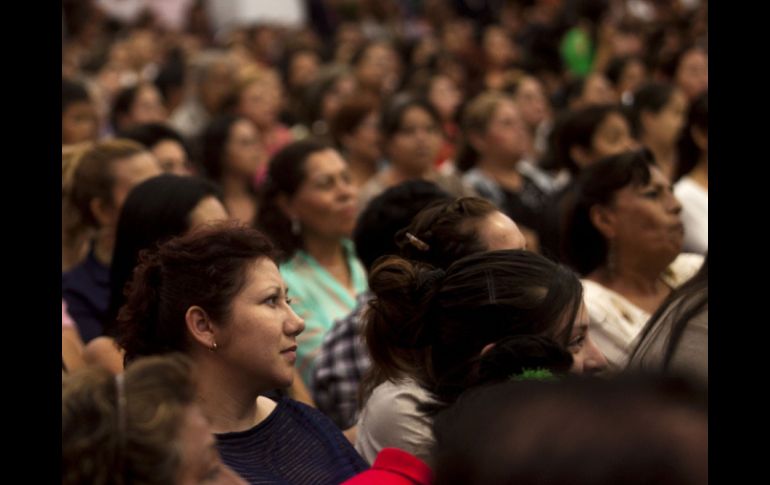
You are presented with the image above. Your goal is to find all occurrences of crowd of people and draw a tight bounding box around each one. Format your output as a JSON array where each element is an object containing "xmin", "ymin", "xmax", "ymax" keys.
[{"xmin": 62, "ymin": 1, "xmax": 708, "ymax": 483}]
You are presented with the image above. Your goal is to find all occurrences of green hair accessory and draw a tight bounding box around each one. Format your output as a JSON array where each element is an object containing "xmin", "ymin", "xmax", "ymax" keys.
[{"xmin": 510, "ymin": 368, "xmax": 558, "ymax": 382}]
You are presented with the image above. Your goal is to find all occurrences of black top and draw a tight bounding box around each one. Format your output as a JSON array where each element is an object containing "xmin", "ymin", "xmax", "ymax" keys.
[{"xmin": 216, "ymin": 398, "xmax": 368, "ymax": 484}]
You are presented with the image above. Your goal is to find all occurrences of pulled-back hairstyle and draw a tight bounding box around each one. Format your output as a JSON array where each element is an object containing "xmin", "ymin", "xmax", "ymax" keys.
[
  {"xmin": 364, "ymin": 249, "xmax": 581, "ymax": 408},
  {"xmin": 561, "ymin": 149, "xmax": 656, "ymax": 275},
  {"xmin": 116, "ymin": 222, "xmax": 278, "ymax": 364},
  {"xmin": 63, "ymin": 353, "xmax": 197, "ymax": 485},
  {"xmin": 395, "ymin": 196, "xmax": 500, "ymax": 269},
  {"xmin": 256, "ymin": 138, "xmax": 332, "ymax": 259},
  {"xmin": 455, "ymin": 91, "xmax": 513, "ymax": 172},
  {"xmin": 353, "ymin": 180, "xmax": 451, "ymax": 272},
  {"xmin": 106, "ymin": 175, "xmax": 224, "ymax": 336},
  {"xmin": 69, "ymin": 139, "xmax": 148, "ymax": 228}
]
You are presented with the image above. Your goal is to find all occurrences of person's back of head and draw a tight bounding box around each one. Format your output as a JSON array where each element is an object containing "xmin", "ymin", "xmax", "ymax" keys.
[
  {"xmin": 62, "ymin": 353, "xmax": 196, "ymax": 485},
  {"xmin": 353, "ymin": 180, "xmax": 451, "ymax": 272},
  {"xmin": 432, "ymin": 375, "xmax": 708, "ymax": 485},
  {"xmin": 107, "ymin": 174, "xmax": 224, "ymax": 335},
  {"xmin": 395, "ymin": 197, "xmax": 505, "ymax": 269},
  {"xmin": 364, "ymin": 249, "xmax": 581, "ymax": 407}
]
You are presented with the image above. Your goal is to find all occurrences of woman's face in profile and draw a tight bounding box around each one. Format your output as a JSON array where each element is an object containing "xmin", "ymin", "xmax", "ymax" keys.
[
  {"xmin": 602, "ymin": 166, "xmax": 683, "ymax": 263},
  {"xmin": 565, "ymin": 302, "xmax": 608, "ymax": 375}
]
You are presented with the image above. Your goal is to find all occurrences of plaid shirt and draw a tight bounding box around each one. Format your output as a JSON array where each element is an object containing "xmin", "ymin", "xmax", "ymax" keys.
[{"xmin": 311, "ymin": 292, "xmax": 373, "ymax": 429}]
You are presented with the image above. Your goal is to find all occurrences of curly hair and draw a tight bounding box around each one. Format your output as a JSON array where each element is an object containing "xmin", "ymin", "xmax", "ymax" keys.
[{"xmin": 116, "ymin": 222, "xmax": 278, "ymax": 363}]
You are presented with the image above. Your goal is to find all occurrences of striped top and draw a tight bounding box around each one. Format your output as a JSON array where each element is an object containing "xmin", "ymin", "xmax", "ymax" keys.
[
  {"xmin": 216, "ymin": 398, "xmax": 369, "ymax": 485},
  {"xmin": 280, "ymin": 240, "xmax": 368, "ymax": 387}
]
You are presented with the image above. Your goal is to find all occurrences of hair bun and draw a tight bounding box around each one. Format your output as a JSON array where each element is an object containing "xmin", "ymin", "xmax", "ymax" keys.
[{"xmin": 477, "ymin": 335, "xmax": 573, "ymax": 384}]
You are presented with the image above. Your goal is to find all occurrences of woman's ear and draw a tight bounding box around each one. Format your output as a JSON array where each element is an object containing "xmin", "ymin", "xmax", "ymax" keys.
[
  {"xmin": 480, "ymin": 342, "xmax": 496, "ymax": 357},
  {"xmin": 570, "ymin": 145, "xmax": 593, "ymax": 170},
  {"xmin": 185, "ymin": 306, "xmax": 217, "ymax": 350},
  {"xmin": 275, "ymin": 193, "xmax": 297, "ymax": 220},
  {"xmin": 639, "ymin": 109, "xmax": 656, "ymax": 135},
  {"xmin": 89, "ymin": 197, "xmax": 117, "ymax": 228},
  {"xmin": 589, "ymin": 204, "xmax": 617, "ymax": 240}
]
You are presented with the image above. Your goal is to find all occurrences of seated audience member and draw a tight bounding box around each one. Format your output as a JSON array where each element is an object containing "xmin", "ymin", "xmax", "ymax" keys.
[
  {"xmin": 561, "ymin": 149, "xmax": 703, "ymax": 370},
  {"xmin": 63, "ymin": 139, "xmax": 161, "ymax": 342},
  {"xmin": 63, "ymin": 353, "xmax": 247, "ymax": 485},
  {"xmin": 83, "ymin": 174, "xmax": 228, "ymax": 374},
  {"xmin": 312, "ymin": 181, "xmax": 451, "ymax": 430},
  {"xmin": 355, "ymin": 249, "xmax": 607, "ymax": 464},
  {"xmin": 258, "ymin": 140, "xmax": 366, "ymax": 389},
  {"xmin": 116, "ymin": 223, "xmax": 368, "ymax": 484}
]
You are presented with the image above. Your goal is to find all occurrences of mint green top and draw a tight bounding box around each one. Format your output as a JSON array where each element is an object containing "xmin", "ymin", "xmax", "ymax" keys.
[{"xmin": 280, "ymin": 240, "xmax": 368, "ymax": 387}]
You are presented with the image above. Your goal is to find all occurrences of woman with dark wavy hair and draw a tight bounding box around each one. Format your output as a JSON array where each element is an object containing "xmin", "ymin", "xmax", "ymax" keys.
[
  {"xmin": 561, "ymin": 149, "xmax": 703, "ymax": 371},
  {"xmin": 355, "ymin": 249, "xmax": 606, "ymax": 465},
  {"xmin": 115, "ymin": 223, "xmax": 368, "ymax": 484}
]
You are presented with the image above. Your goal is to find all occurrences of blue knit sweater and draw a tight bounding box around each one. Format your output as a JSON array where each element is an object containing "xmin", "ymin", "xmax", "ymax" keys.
[{"xmin": 216, "ymin": 398, "xmax": 368, "ymax": 484}]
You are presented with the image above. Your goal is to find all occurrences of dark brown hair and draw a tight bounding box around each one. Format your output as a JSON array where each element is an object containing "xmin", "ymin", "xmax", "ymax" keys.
[
  {"xmin": 116, "ymin": 222, "xmax": 278, "ymax": 363},
  {"xmin": 395, "ymin": 197, "xmax": 499, "ymax": 269},
  {"xmin": 363, "ymin": 249, "xmax": 581, "ymax": 407}
]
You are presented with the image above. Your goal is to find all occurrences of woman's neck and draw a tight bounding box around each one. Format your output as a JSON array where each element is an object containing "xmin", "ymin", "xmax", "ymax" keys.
[
  {"xmin": 195, "ymin": 358, "xmax": 266, "ymax": 433},
  {"xmin": 93, "ymin": 230, "xmax": 114, "ymax": 266},
  {"xmin": 645, "ymin": 140, "xmax": 676, "ymax": 180},
  {"xmin": 477, "ymin": 158, "xmax": 523, "ymax": 192},
  {"xmin": 220, "ymin": 173, "xmax": 252, "ymax": 197},
  {"xmin": 589, "ymin": 254, "xmax": 672, "ymax": 313},
  {"xmin": 303, "ymin": 235, "xmax": 345, "ymax": 266},
  {"xmin": 689, "ymin": 158, "xmax": 708, "ymax": 190},
  {"xmin": 390, "ymin": 163, "xmax": 432, "ymax": 184},
  {"xmin": 347, "ymin": 155, "xmax": 378, "ymax": 187},
  {"xmin": 303, "ymin": 235, "xmax": 354, "ymax": 292}
]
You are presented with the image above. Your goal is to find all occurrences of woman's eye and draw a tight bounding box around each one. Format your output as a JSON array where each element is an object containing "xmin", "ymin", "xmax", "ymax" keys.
[
  {"xmin": 285, "ymin": 297, "xmax": 294, "ymax": 306},
  {"xmin": 568, "ymin": 336, "xmax": 585, "ymax": 349}
]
